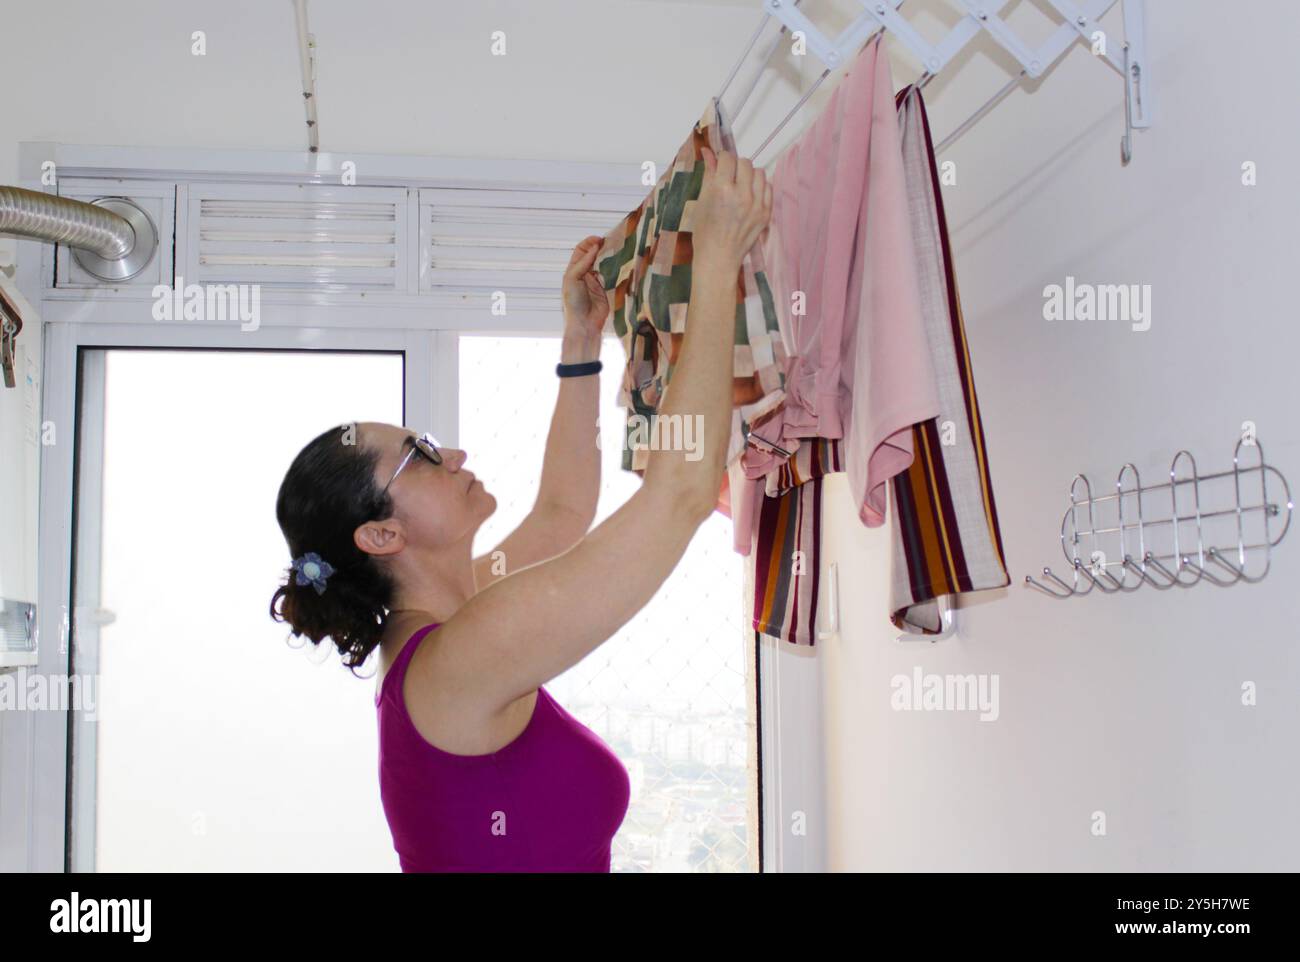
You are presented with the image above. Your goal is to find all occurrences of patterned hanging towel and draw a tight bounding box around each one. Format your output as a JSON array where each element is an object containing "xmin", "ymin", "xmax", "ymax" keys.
[
  {"xmin": 593, "ymin": 97, "xmax": 788, "ymax": 494},
  {"xmin": 889, "ymin": 85, "xmax": 1010, "ymax": 633}
]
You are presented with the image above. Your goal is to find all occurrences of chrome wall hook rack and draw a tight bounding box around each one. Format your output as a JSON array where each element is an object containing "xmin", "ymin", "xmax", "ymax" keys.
[{"xmin": 1025, "ymin": 437, "xmax": 1293, "ymax": 599}]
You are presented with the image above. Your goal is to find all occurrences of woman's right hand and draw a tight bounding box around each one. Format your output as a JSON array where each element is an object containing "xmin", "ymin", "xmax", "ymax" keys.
[{"xmin": 692, "ymin": 146, "xmax": 773, "ymax": 275}]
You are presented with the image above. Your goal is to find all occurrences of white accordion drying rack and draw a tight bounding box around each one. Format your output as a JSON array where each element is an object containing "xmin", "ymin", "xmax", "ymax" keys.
[
  {"xmin": 1026, "ymin": 438, "xmax": 1294, "ymax": 598},
  {"xmin": 721, "ymin": 0, "xmax": 1152, "ymax": 164}
]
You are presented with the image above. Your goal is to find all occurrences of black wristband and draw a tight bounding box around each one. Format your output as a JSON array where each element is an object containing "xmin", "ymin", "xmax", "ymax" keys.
[{"xmin": 556, "ymin": 360, "xmax": 602, "ymax": 378}]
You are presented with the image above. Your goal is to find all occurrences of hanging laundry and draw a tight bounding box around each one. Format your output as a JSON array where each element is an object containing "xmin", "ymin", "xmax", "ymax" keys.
[
  {"xmin": 748, "ymin": 437, "xmax": 843, "ymax": 645},
  {"xmin": 743, "ymin": 52, "xmax": 1009, "ymax": 643},
  {"xmin": 888, "ymin": 85, "xmax": 1010, "ymax": 633},
  {"xmin": 592, "ymin": 97, "xmax": 787, "ymax": 507},
  {"xmin": 731, "ymin": 32, "xmax": 940, "ymax": 556}
]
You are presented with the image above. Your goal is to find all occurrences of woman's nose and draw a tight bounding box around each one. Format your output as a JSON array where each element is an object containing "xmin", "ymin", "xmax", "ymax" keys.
[{"xmin": 447, "ymin": 449, "xmax": 468, "ymax": 469}]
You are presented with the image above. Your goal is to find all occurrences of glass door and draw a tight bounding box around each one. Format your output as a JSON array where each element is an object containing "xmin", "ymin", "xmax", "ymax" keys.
[{"xmin": 69, "ymin": 348, "xmax": 405, "ymax": 870}]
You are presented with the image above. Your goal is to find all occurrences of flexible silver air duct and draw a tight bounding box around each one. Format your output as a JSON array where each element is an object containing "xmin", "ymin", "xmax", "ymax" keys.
[
  {"xmin": 0, "ymin": 185, "xmax": 132, "ymax": 258},
  {"xmin": 0, "ymin": 185, "xmax": 158, "ymax": 281}
]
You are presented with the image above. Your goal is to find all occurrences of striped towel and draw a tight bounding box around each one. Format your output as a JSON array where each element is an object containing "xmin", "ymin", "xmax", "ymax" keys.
[
  {"xmin": 750, "ymin": 438, "xmax": 843, "ymax": 645},
  {"xmin": 888, "ymin": 85, "xmax": 1009, "ymax": 633}
]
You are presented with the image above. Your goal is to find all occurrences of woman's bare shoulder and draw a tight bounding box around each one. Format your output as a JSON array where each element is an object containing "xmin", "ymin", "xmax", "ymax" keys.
[
  {"xmin": 394, "ymin": 613, "xmax": 538, "ymax": 753},
  {"xmin": 397, "ymin": 612, "xmax": 519, "ymax": 718}
]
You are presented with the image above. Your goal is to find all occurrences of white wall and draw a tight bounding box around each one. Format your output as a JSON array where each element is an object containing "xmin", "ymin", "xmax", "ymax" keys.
[{"xmin": 821, "ymin": 0, "xmax": 1300, "ymax": 870}]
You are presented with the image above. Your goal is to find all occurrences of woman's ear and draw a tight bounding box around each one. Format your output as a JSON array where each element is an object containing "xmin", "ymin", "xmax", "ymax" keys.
[{"xmin": 356, "ymin": 517, "xmax": 405, "ymax": 557}]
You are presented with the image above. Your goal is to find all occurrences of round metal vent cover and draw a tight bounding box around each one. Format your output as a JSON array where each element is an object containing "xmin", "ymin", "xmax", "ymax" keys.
[{"xmin": 72, "ymin": 197, "xmax": 158, "ymax": 282}]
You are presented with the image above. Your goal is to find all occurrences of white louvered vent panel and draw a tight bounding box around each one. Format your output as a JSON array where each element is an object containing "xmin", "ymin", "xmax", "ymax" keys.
[
  {"xmin": 419, "ymin": 188, "xmax": 642, "ymax": 295},
  {"xmin": 184, "ymin": 184, "xmax": 408, "ymax": 291}
]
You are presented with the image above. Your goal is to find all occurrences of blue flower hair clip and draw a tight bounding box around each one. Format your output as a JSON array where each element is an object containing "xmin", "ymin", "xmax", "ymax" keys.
[{"xmin": 291, "ymin": 551, "xmax": 335, "ymax": 595}]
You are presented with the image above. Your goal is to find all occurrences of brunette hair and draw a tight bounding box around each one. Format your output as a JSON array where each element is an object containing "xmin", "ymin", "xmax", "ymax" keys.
[{"xmin": 269, "ymin": 423, "xmax": 396, "ymax": 673}]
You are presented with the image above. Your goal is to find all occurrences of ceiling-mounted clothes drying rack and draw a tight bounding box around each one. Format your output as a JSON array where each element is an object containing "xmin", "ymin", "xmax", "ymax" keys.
[
  {"xmin": 1025, "ymin": 438, "xmax": 1294, "ymax": 598},
  {"xmin": 719, "ymin": 0, "xmax": 1152, "ymax": 164}
]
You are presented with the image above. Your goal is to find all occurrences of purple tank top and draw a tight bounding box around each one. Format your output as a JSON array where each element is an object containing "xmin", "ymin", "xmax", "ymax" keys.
[{"xmin": 376, "ymin": 622, "xmax": 630, "ymax": 872}]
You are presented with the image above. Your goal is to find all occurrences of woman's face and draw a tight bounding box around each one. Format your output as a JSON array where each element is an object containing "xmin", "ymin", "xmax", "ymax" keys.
[{"xmin": 362, "ymin": 421, "xmax": 496, "ymax": 549}]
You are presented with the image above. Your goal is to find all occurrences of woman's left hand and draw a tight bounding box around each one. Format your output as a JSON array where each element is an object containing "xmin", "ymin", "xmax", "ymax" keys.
[{"xmin": 562, "ymin": 235, "xmax": 610, "ymax": 337}]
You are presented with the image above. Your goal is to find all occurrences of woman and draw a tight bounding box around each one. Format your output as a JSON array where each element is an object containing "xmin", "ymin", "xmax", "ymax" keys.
[{"xmin": 270, "ymin": 148, "xmax": 772, "ymax": 872}]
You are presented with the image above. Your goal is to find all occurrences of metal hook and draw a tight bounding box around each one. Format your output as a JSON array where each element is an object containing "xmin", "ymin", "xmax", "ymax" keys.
[
  {"xmin": 1074, "ymin": 558, "xmax": 1122, "ymax": 593},
  {"xmin": 1064, "ymin": 474, "xmax": 1097, "ymax": 570},
  {"xmin": 1069, "ymin": 474, "xmax": 1124, "ymax": 589},
  {"xmin": 1025, "ymin": 566, "xmax": 1076, "ymax": 598},
  {"xmin": 1121, "ymin": 42, "xmax": 1134, "ymax": 166},
  {"xmin": 1113, "ymin": 462, "xmax": 1145, "ymax": 591},
  {"xmin": 1141, "ymin": 551, "xmax": 1183, "ymax": 587},
  {"xmin": 1177, "ymin": 552, "xmax": 1238, "ymax": 587},
  {"xmin": 902, "ymin": 70, "xmax": 932, "ymax": 111},
  {"xmin": 1169, "ymin": 450, "xmax": 1208, "ymax": 585},
  {"xmin": 1204, "ymin": 547, "xmax": 1248, "ymax": 583},
  {"xmin": 1229, "ymin": 436, "xmax": 1271, "ymax": 583},
  {"xmin": 743, "ymin": 427, "xmax": 794, "ymax": 459},
  {"xmin": 1122, "ymin": 554, "xmax": 1172, "ymax": 589}
]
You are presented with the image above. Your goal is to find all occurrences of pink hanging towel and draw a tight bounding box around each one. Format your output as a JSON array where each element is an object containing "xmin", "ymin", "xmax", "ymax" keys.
[{"xmin": 732, "ymin": 32, "xmax": 941, "ymax": 555}]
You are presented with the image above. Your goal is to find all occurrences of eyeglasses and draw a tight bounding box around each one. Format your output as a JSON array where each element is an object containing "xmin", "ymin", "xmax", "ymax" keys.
[{"xmin": 380, "ymin": 431, "xmax": 443, "ymax": 499}]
